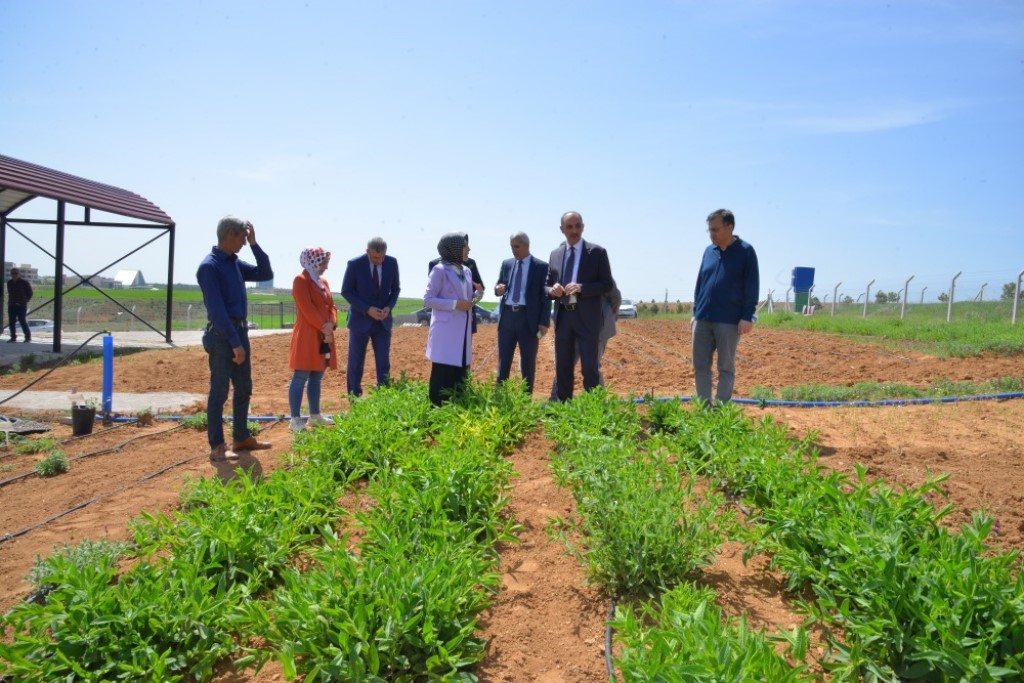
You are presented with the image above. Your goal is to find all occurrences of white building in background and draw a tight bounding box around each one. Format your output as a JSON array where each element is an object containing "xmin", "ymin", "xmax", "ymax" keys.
[
  {"xmin": 254, "ymin": 279, "xmax": 275, "ymax": 289},
  {"xmin": 4, "ymin": 262, "xmax": 40, "ymax": 283},
  {"xmin": 65, "ymin": 273, "xmax": 122, "ymax": 289},
  {"xmin": 114, "ymin": 270, "xmax": 146, "ymax": 288}
]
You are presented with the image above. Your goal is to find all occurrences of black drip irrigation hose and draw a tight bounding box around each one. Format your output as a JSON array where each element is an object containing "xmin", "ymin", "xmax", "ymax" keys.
[
  {"xmin": 0, "ymin": 450, "xmax": 208, "ymax": 547},
  {"xmin": 0, "ymin": 424, "xmax": 185, "ymax": 490},
  {"xmin": 0, "ymin": 419, "xmax": 284, "ymax": 545},
  {"xmin": 605, "ymin": 594, "xmax": 619, "ymax": 682},
  {"xmin": 0, "ymin": 330, "xmax": 111, "ymax": 408},
  {"xmin": 630, "ymin": 391, "xmax": 1024, "ymax": 408}
]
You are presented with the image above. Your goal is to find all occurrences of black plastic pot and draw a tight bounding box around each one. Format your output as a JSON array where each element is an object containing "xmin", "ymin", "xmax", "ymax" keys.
[{"xmin": 71, "ymin": 405, "xmax": 96, "ymax": 436}]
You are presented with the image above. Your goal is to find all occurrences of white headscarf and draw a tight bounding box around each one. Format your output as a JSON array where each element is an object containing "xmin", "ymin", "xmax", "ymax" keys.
[{"xmin": 300, "ymin": 247, "xmax": 330, "ymax": 291}]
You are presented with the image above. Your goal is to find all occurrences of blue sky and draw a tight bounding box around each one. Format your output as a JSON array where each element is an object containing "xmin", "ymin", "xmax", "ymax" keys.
[{"xmin": 3, "ymin": 0, "xmax": 1022, "ymax": 304}]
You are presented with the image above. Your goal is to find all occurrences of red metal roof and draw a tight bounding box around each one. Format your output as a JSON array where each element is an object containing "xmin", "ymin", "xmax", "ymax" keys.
[{"xmin": 0, "ymin": 154, "xmax": 174, "ymax": 225}]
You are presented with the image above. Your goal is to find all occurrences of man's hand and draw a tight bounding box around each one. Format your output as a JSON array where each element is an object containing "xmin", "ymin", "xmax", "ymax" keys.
[
  {"xmin": 738, "ymin": 319, "xmax": 754, "ymax": 335},
  {"xmin": 564, "ymin": 282, "xmax": 582, "ymax": 297},
  {"xmin": 537, "ymin": 325, "xmax": 549, "ymax": 338},
  {"xmin": 495, "ymin": 283, "xmax": 507, "ymax": 296},
  {"xmin": 232, "ymin": 346, "xmax": 246, "ymax": 365},
  {"xmin": 380, "ymin": 306, "xmax": 390, "ymax": 318},
  {"xmin": 549, "ymin": 283, "xmax": 565, "ymax": 298},
  {"xmin": 245, "ymin": 222, "xmax": 257, "ymax": 246}
]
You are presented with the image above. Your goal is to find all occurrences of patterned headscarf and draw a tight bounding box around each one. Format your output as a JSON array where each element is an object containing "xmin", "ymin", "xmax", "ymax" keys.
[
  {"xmin": 437, "ymin": 232, "xmax": 468, "ymax": 269},
  {"xmin": 300, "ymin": 247, "xmax": 330, "ymax": 291}
]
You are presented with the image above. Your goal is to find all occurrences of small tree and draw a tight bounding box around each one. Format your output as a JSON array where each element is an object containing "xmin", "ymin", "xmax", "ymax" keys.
[
  {"xmin": 938, "ymin": 292, "xmax": 950, "ymax": 303},
  {"xmin": 887, "ymin": 291, "xmax": 901, "ymax": 303},
  {"xmin": 842, "ymin": 295, "xmax": 854, "ymax": 305},
  {"xmin": 1001, "ymin": 282, "xmax": 1023, "ymax": 301},
  {"xmin": 874, "ymin": 290, "xmax": 888, "ymax": 304}
]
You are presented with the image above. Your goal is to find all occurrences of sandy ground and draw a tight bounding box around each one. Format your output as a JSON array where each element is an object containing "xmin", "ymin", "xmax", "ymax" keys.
[{"xmin": 1, "ymin": 319, "xmax": 1022, "ymax": 681}]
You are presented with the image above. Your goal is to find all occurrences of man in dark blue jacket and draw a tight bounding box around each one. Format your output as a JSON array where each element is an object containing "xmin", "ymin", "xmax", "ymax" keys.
[
  {"xmin": 197, "ymin": 216, "xmax": 274, "ymax": 462},
  {"xmin": 692, "ymin": 208, "xmax": 759, "ymax": 404},
  {"xmin": 341, "ymin": 237, "xmax": 401, "ymax": 397},
  {"xmin": 493, "ymin": 231, "xmax": 550, "ymax": 394}
]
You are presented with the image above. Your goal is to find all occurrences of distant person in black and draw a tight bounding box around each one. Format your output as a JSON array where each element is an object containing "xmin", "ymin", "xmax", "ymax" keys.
[
  {"xmin": 428, "ymin": 233, "xmax": 484, "ymax": 331},
  {"xmin": 6, "ymin": 267, "xmax": 33, "ymax": 343}
]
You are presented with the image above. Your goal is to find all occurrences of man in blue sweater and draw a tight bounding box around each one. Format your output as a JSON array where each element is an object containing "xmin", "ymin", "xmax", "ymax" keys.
[
  {"xmin": 197, "ymin": 216, "xmax": 274, "ymax": 462},
  {"xmin": 692, "ymin": 208, "xmax": 759, "ymax": 404}
]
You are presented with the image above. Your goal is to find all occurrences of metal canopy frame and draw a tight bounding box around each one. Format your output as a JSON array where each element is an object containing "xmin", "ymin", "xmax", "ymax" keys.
[{"xmin": 0, "ymin": 154, "xmax": 176, "ymax": 352}]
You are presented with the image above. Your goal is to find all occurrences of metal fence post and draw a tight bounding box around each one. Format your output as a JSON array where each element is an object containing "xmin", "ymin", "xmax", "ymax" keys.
[
  {"xmin": 863, "ymin": 279, "xmax": 875, "ymax": 318},
  {"xmin": 901, "ymin": 275, "xmax": 914, "ymax": 320},
  {"xmin": 920, "ymin": 286, "xmax": 927, "ymax": 304},
  {"xmin": 1012, "ymin": 269, "xmax": 1023, "ymax": 325},
  {"xmin": 785, "ymin": 287, "xmax": 791, "ymax": 313},
  {"xmin": 832, "ymin": 282, "xmax": 841, "ymax": 317},
  {"xmin": 947, "ymin": 271, "xmax": 961, "ymax": 322}
]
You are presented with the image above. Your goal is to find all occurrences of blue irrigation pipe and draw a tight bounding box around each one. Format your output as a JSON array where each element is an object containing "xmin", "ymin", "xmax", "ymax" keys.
[{"xmin": 630, "ymin": 392, "xmax": 1024, "ymax": 408}]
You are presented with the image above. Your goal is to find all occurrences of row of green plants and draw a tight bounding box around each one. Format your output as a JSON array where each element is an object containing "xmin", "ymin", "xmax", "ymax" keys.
[
  {"xmin": 749, "ymin": 376, "xmax": 1024, "ymax": 403},
  {"xmin": 654, "ymin": 399, "xmax": 1024, "ymax": 681},
  {"xmin": 543, "ymin": 390, "xmax": 811, "ymax": 679},
  {"xmin": 0, "ymin": 379, "xmax": 542, "ymax": 681},
  {"xmin": 542, "ymin": 393, "xmax": 1023, "ymax": 680}
]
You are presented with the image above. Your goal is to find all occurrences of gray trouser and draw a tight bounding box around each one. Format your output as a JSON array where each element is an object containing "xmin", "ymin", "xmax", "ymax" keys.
[{"xmin": 692, "ymin": 320, "xmax": 739, "ymax": 403}]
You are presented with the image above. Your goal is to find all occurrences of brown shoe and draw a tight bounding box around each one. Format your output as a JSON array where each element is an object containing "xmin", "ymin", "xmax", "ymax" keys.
[
  {"xmin": 232, "ymin": 435, "xmax": 271, "ymax": 451},
  {"xmin": 209, "ymin": 443, "xmax": 240, "ymax": 462}
]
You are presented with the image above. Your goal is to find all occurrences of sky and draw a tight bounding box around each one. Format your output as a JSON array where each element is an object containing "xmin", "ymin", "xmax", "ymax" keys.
[{"xmin": 2, "ymin": 0, "xmax": 1022, "ymax": 304}]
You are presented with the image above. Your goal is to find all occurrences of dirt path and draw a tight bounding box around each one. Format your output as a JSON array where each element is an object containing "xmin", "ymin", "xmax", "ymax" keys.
[{"xmin": 2, "ymin": 321, "xmax": 1022, "ymax": 679}]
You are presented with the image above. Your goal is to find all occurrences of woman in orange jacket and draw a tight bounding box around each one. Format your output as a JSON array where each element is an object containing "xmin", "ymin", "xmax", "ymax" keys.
[{"xmin": 288, "ymin": 247, "xmax": 338, "ymax": 430}]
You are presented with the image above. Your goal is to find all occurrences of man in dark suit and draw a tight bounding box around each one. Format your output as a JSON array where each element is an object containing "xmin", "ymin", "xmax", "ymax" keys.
[
  {"xmin": 493, "ymin": 231, "xmax": 551, "ymax": 394},
  {"xmin": 547, "ymin": 211, "xmax": 616, "ymax": 401},
  {"xmin": 341, "ymin": 236, "xmax": 401, "ymax": 397}
]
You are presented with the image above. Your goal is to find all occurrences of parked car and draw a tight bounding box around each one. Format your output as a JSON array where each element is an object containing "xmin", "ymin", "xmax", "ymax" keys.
[
  {"xmin": 617, "ymin": 299, "xmax": 638, "ymax": 319},
  {"xmin": 26, "ymin": 319, "xmax": 54, "ymax": 333},
  {"xmin": 413, "ymin": 306, "xmax": 498, "ymax": 325},
  {"xmin": 474, "ymin": 305, "xmax": 499, "ymax": 324}
]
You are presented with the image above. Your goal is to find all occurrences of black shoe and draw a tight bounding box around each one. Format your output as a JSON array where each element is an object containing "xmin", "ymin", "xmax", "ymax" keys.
[
  {"xmin": 22, "ymin": 337, "xmax": 31, "ymax": 343},
  {"xmin": 6, "ymin": 338, "xmax": 15, "ymax": 343}
]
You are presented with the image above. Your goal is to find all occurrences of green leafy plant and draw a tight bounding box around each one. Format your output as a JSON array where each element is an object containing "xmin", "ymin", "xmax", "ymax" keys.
[
  {"xmin": 14, "ymin": 436, "xmax": 58, "ymax": 455},
  {"xmin": 179, "ymin": 412, "xmax": 208, "ymax": 430},
  {"xmin": 33, "ymin": 450, "xmax": 69, "ymax": 477}
]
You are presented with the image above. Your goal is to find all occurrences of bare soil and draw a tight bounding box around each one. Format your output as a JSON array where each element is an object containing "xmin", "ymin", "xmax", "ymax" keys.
[{"xmin": 2, "ymin": 320, "xmax": 1022, "ymax": 681}]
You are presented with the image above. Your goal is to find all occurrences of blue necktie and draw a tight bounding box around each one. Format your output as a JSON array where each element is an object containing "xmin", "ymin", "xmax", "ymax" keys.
[{"xmin": 511, "ymin": 260, "xmax": 524, "ymax": 303}]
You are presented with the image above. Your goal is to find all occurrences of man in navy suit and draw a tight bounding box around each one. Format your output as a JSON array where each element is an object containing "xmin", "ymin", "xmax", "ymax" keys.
[
  {"xmin": 493, "ymin": 231, "xmax": 551, "ymax": 394},
  {"xmin": 341, "ymin": 237, "xmax": 401, "ymax": 397},
  {"xmin": 547, "ymin": 211, "xmax": 616, "ymax": 401}
]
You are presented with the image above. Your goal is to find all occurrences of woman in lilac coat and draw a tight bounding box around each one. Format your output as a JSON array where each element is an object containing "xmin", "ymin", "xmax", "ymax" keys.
[{"xmin": 425, "ymin": 232, "xmax": 478, "ymax": 406}]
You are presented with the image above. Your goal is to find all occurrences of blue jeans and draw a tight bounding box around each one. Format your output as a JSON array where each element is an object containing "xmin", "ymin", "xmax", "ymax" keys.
[
  {"xmin": 289, "ymin": 370, "xmax": 323, "ymax": 418},
  {"xmin": 692, "ymin": 320, "xmax": 740, "ymax": 403},
  {"xmin": 202, "ymin": 324, "xmax": 252, "ymax": 448}
]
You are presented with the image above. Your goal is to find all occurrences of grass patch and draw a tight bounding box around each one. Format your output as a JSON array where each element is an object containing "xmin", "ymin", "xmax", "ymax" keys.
[
  {"xmin": 750, "ymin": 376, "xmax": 1024, "ymax": 402},
  {"xmin": 759, "ymin": 309, "xmax": 1024, "ymax": 357}
]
